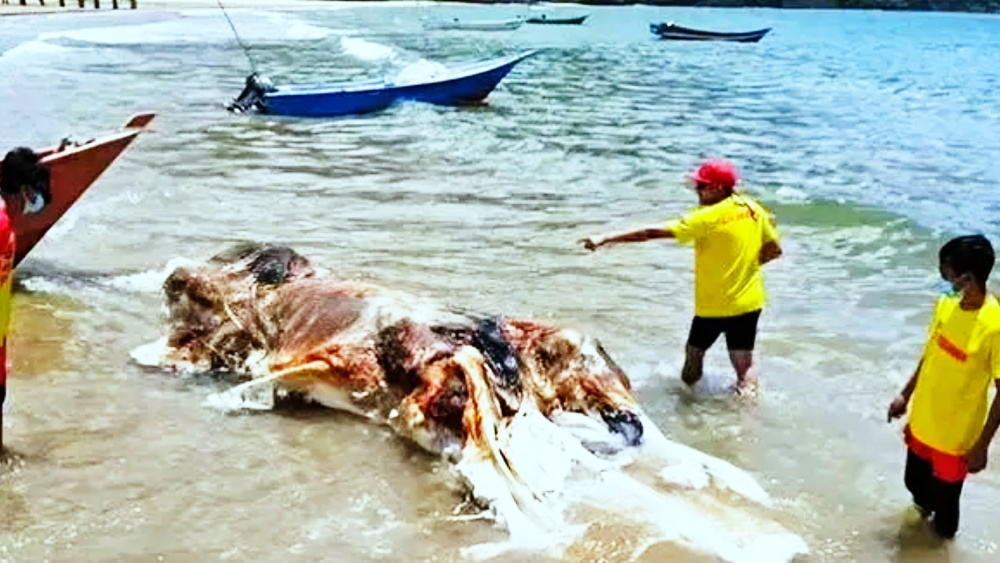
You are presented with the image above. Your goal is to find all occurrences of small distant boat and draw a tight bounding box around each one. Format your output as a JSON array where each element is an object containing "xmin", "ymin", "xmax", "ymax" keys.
[
  {"xmin": 525, "ymin": 14, "xmax": 589, "ymax": 25},
  {"xmin": 423, "ymin": 18, "xmax": 524, "ymax": 31},
  {"xmin": 228, "ymin": 51, "xmax": 537, "ymax": 118},
  {"xmin": 1, "ymin": 113, "xmax": 154, "ymax": 266},
  {"xmin": 649, "ymin": 22, "xmax": 771, "ymax": 43}
]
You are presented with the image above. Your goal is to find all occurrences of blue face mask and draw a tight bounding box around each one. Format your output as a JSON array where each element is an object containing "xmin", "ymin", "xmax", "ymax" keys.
[
  {"xmin": 23, "ymin": 190, "xmax": 45, "ymax": 215},
  {"xmin": 935, "ymin": 278, "xmax": 960, "ymax": 297}
]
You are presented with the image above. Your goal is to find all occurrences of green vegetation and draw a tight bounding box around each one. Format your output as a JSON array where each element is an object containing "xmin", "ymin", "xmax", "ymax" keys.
[{"xmin": 837, "ymin": 0, "xmax": 999, "ymax": 10}]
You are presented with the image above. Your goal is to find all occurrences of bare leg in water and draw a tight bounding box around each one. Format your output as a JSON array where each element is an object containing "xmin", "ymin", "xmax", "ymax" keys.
[
  {"xmin": 681, "ymin": 345, "xmax": 706, "ymax": 388},
  {"xmin": 1, "ymin": 343, "xmax": 7, "ymax": 454},
  {"xmin": 682, "ymin": 345, "xmax": 758, "ymax": 395},
  {"xmin": 729, "ymin": 349, "xmax": 758, "ymax": 396},
  {"xmin": 0, "ymin": 384, "xmax": 5, "ymax": 454}
]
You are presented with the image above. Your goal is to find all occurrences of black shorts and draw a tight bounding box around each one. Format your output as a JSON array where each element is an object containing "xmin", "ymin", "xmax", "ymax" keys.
[
  {"xmin": 687, "ymin": 310, "xmax": 762, "ymax": 351},
  {"xmin": 905, "ymin": 448, "xmax": 964, "ymax": 538}
]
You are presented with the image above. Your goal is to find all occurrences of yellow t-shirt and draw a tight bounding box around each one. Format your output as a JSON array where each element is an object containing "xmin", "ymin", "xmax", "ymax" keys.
[
  {"xmin": 0, "ymin": 277, "xmax": 10, "ymax": 340},
  {"xmin": 666, "ymin": 194, "xmax": 779, "ymax": 318},
  {"xmin": 909, "ymin": 294, "xmax": 1000, "ymax": 455},
  {"xmin": 0, "ymin": 203, "xmax": 12, "ymax": 343}
]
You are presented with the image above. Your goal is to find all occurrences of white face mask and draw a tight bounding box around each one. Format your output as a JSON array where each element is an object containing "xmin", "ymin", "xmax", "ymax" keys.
[{"xmin": 23, "ymin": 190, "xmax": 45, "ymax": 215}]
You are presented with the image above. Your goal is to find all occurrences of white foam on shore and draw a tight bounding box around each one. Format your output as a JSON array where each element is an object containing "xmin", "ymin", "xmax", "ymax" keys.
[
  {"xmin": 129, "ymin": 336, "xmax": 173, "ymax": 369},
  {"xmin": 16, "ymin": 256, "xmax": 198, "ymax": 297},
  {"xmin": 0, "ymin": 40, "xmax": 71, "ymax": 62},
  {"xmin": 455, "ymin": 408, "xmax": 809, "ymax": 562},
  {"xmin": 21, "ymin": 257, "xmax": 189, "ymax": 296},
  {"xmin": 37, "ymin": 15, "xmax": 331, "ymax": 46},
  {"xmin": 104, "ymin": 256, "xmax": 202, "ymax": 293},
  {"xmin": 19, "ymin": 276, "xmax": 70, "ymax": 295},
  {"xmin": 2, "ymin": 11, "xmax": 334, "ymax": 66},
  {"xmin": 3, "ymin": 9, "xmax": 331, "ymax": 60}
]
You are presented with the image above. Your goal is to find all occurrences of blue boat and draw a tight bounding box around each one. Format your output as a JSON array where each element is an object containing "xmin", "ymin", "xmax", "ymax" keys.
[{"xmin": 229, "ymin": 51, "xmax": 537, "ymax": 118}]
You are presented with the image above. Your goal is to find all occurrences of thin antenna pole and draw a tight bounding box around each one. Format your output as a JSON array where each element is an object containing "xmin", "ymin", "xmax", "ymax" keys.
[{"xmin": 215, "ymin": 0, "xmax": 258, "ymax": 74}]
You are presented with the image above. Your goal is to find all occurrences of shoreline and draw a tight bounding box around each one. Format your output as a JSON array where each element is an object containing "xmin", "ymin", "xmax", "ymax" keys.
[
  {"xmin": 1, "ymin": 0, "xmax": 998, "ymax": 17},
  {"xmin": 0, "ymin": 0, "xmax": 319, "ymax": 16}
]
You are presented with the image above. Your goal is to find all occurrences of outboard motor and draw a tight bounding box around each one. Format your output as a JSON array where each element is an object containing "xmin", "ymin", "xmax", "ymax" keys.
[{"xmin": 227, "ymin": 73, "xmax": 276, "ymax": 114}]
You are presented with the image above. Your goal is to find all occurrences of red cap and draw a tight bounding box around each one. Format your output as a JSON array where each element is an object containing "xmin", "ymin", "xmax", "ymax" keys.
[{"xmin": 690, "ymin": 159, "xmax": 739, "ymax": 190}]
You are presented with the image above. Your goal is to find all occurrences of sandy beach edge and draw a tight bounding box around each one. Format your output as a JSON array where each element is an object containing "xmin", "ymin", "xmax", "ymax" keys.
[{"xmin": 0, "ymin": 0, "xmax": 370, "ymax": 17}]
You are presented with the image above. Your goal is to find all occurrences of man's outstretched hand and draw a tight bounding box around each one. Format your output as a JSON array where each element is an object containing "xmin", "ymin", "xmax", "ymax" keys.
[{"xmin": 580, "ymin": 236, "xmax": 602, "ymax": 252}]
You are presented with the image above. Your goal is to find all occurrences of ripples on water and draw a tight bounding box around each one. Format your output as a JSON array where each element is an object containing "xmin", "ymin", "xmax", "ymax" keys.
[{"xmin": 2, "ymin": 3, "xmax": 1000, "ymax": 561}]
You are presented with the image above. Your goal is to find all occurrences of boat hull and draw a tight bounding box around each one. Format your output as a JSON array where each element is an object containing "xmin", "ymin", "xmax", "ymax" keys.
[
  {"xmin": 394, "ymin": 58, "xmax": 525, "ymax": 106},
  {"xmin": 650, "ymin": 23, "xmax": 771, "ymax": 43},
  {"xmin": 525, "ymin": 15, "xmax": 588, "ymax": 25},
  {"xmin": 259, "ymin": 52, "xmax": 536, "ymax": 118},
  {"xmin": 263, "ymin": 85, "xmax": 395, "ymax": 119},
  {"xmin": 0, "ymin": 113, "xmax": 154, "ymax": 265}
]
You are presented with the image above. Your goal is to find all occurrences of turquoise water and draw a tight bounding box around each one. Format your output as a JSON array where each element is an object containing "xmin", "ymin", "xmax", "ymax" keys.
[{"xmin": 1, "ymin": 3, "xmax": 999, "ymax": 561}]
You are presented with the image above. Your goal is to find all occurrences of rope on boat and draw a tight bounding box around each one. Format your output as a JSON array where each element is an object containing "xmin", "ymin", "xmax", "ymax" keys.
[{"xmin": 215, "ymin": 0, "xmax": 258, "ymax": 75}]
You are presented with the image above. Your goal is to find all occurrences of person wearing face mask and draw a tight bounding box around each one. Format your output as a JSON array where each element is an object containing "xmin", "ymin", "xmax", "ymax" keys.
[
  {"xmin": 887, "ymin": 234, "xmax": 1000, "ymax": 539},
  {"xmin": 0, "ymin": 147, "xmax": 51, "ymax": 453},
  {"xmin": 579, "ymin": 159, "xmax": 782, "ymax": 396}
]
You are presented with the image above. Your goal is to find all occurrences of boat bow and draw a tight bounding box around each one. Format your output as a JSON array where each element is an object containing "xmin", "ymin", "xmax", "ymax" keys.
[{"xmin": 2, "ymin": 113, "xmax": 154, "ymax": 265}]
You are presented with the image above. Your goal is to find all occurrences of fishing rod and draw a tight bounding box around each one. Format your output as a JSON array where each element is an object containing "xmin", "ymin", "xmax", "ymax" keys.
[{"xmin": 215, "ymin": 0, "xmax": 258, "ymax": 75}]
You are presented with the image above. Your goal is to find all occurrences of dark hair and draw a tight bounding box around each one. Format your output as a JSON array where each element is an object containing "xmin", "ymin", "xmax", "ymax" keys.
[
  {"xmin": 940, "ymin": 234, "xmax": 995, "ymax": 285},
  {"xmin": 1, "ymin": 147, "xmax": 51, "ymax": 202}
]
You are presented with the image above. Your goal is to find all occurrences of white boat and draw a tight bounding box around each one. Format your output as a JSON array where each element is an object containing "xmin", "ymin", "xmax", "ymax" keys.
[{"xmin": 423, "ymin": 18, "xmax": 524, "ymax": 31}]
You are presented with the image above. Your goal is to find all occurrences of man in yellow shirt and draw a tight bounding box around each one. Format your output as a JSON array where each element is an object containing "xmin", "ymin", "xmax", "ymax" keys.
[
  {"xmin": 580, "ymin": 160, "xmax": 782, "ymax": 395},
  {"xmin": 888, "ymin": 234, "xmax": 1000, "ymax": 539}
]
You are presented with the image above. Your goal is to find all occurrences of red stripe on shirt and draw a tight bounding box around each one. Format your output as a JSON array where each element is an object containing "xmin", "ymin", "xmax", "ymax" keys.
[{"xmin": 936, "ymin": 332, "xmax": 968, "ymax": 362}]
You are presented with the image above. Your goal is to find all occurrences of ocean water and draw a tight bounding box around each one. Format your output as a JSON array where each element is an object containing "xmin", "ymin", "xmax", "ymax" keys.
[{"xmin": 1, "ymin": 2, "xmax": 999, "ymax": 561}]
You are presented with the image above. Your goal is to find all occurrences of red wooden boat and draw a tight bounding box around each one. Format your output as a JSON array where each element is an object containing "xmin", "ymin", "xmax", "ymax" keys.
[{"xmin": 0, "ymin": 113, "xmax": 154, "ymax": 266}]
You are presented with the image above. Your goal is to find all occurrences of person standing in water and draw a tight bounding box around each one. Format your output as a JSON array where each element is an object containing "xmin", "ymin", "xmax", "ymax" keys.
[
  {"xmin": 887, "ymin": 234, "xmax": 1000, "ymax": 539},
  {"xmin": 0, "ymin": 147, "xmax": 51, "ymax": 453},
  {"xmin": 580, "ymin": 159, "xmax": 782, "ymax": 395}
]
